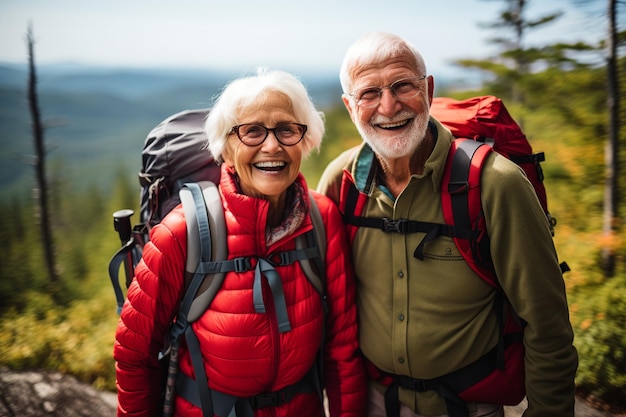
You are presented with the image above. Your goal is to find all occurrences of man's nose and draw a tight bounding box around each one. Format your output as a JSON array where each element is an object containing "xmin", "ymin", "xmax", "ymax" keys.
[{"xmin": 376, "ymin": 88, "xmax": 401, "ymax": 116}]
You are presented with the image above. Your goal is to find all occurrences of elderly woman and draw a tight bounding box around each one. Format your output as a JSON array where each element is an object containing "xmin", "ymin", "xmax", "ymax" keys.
[{"xmin": 114, "ymin": 69, "xmax": 367, "ymax": 417}]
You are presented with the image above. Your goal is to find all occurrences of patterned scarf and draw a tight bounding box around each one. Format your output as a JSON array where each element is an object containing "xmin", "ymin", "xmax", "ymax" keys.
[{"xmin": 266, "ymin": 181, "xmax": 307, "ymax": 247}]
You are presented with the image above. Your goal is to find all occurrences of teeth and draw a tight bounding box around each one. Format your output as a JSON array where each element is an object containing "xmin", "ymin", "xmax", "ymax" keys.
[
  {"xmin": 254, "ymin": 161, "xmax": 285, "ymax": 168},
  {"xmin": 378, "ymin": 120, "xmax": 408, "ymax": 129}
]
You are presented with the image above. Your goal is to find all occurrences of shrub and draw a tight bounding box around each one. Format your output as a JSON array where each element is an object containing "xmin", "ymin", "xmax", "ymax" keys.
[{"xmin": 573, "ymin": 272, "xmax": 626, "ymax": 408}]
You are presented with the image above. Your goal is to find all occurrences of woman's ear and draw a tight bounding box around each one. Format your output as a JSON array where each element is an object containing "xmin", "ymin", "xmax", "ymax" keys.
[{"xmin": 221, "ymin": 141, "xmax": 235, "ymax": 168}]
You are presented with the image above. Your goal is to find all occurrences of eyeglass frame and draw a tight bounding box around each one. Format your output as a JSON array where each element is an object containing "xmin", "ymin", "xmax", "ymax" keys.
[
  {"xmin": 229, "ymin": 122, "xmax": 308, "ymax": 147},
  {"xmin": 347, "ymin": 75, "xmax": 427, "ymax": 108}
]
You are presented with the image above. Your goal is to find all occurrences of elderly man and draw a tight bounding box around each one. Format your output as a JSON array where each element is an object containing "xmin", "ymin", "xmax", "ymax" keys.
[{"xmin": 318, "ymin": 32, "xmax": 577, "ymax": 417}]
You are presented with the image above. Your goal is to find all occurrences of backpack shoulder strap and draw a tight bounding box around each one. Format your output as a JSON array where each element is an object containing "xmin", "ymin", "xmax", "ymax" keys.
[
  {"xmin": 308, "ymin": 192, "xmax": 326, "ymax": 260},
  {"xmin": 300, "ymin": 192, "xmax": 328, "ymax": 413},
  {"xmin": 443, "ymin": 139, "xmax": 528, "ymax": 379},
  {"xmin": 295, "ymin": 192, "xmax": 326, "ymax": 298},
  {"xmin": 441, "ymin": 138, "xmax": 497, "ymax": 287},
  {"xmin": 340, "ymin": 172, "xmax": 368, "ymax": 241},
  {"xmin": 173, "ymin": 180, "xmax": 224, "ymax": 416},
  {"xmin": 179, "ymin": 181, "xmax": 227, "ymax": 322}
]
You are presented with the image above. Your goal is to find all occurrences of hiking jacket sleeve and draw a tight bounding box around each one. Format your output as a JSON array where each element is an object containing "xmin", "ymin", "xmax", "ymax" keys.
[
  {"xmin": 481, "ymin": 152, "xmax": 578, "ymax": 417},
  {"xmin": 312, "ymin": 191, "xmax": 368, "ymax": 417},
  {"xmin": 113, "ymin": 209, "xmax": 187, "ymax": 417}
]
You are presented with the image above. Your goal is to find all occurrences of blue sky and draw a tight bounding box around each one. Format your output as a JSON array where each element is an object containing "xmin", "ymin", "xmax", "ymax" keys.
[{"xmin": 0, "ymin": 0, "xmax": 608, "ymax": 78}]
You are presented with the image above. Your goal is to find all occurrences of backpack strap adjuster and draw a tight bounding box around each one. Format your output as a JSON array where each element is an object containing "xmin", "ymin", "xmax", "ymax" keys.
[
  {"xmin": 233, "ymin": 256, "xmax": 252, "ymax": 273},
  {"xmin": 382, "ymin": 218, "xmax": 410, "ymax": 233},
  {"xmin": 274, "ymin": 250, "xmax": 296, "ymax": 266},
  {"xmin": 448, "ymin": 181, "xmax": 469, "ymax": 194}
]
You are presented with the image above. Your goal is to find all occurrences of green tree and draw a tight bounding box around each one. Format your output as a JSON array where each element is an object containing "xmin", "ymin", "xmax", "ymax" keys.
[{"xmin": 456, "ymin": 0, "xmax": 598, "ymax": 105}]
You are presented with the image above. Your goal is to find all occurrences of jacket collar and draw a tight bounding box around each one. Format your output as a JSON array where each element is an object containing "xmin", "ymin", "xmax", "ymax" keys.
[
  {"xmin": 218, "ymin": 165, "xmax": 310, "ymax": 250},
  {"xmin": 350, "ymin": 117, "xmax": 454, "ymax": 196}
]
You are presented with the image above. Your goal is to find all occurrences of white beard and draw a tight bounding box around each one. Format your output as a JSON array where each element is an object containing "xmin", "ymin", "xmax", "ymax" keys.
[{"xmin": 355, "ymin": 110, "xmax": 430, "ymax": 161}]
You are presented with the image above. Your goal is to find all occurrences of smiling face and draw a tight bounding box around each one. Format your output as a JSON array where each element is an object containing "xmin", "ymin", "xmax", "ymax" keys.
[
  {"xmin": 222, "ymin": 91, "xmax": 303, "ymax": 210},
  {"xmin": 343, "ymin": 56, "xmax": 433, "ymax": 161}
]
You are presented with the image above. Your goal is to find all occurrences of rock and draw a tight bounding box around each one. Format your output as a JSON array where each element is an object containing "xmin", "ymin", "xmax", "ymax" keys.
[
  {"xmin": 1, "ymin": 368, "xmax": 621, "ymax": 417},
  {"xmin": 0, "ymin": 369, "xmax": 116, "ymax": 417}
]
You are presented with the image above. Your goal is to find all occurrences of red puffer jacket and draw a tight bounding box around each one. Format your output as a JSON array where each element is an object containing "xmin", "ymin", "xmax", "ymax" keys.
[{"xmin": 114, "ymin": 171, "xmax": 366, "ymax": 417}]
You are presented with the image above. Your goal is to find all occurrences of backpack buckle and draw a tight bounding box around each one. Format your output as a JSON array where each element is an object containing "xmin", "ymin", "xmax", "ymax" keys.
[
  {"xmin": 277, "ymin": 251, "xmax": 296, "ymax": 265},
  {"xmin": 233, "ymin": 257, "xmax": 252, "ymax": 272},
  {"xmin": 398, "ymin": 375, "xmax": 434, "ymax": 392},
  {"xmin": 249, "ymin": 391, "xmax": 285, "ymax": 409},
  {"xmin": 382, "ymin": 218, "xmax": 409, "ymax": 233}
]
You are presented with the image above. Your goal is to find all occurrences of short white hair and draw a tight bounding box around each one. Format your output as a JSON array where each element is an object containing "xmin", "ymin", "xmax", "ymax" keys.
[
  {"xmin": 339, "ymin": 32, "xmax": 427, "ymax": 94},
  {"xmin": 204, "ymin": 68, "xmax": 325, "ymax": 163}
]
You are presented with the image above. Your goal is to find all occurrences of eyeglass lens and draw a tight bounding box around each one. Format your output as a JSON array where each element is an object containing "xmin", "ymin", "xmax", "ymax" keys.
[
  {"xmin": 234, "ymin": 123, "xmax": 307, "ymax": 146},
  {"xmin": 354, "ymin": 76, "xmax": 426, "ymax": 108}
]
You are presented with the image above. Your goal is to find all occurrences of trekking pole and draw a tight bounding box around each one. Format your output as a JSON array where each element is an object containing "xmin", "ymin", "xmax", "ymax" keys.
[
  {"xmin": 109, "ymin": 210, "xmax": 139, "ymax": 314},
  {"xmin": 161, "ymin": 342, "xmax": 179, "ymax": 417},
  {"xmin": 113, "ymin": 209, "xmax": 135, "ymax": 281}
]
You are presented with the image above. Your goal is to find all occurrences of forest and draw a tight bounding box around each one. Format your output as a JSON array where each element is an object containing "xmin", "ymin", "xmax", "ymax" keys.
[{"xmin": 0, "ymin": 0, "xmax": 625, "ymax": 413}]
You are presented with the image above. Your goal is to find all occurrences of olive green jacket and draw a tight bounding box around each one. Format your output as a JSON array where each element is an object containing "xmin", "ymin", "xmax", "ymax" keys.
[{"xmin": 317, "ymin": 117, "xmax": 577, "ymax": 417}]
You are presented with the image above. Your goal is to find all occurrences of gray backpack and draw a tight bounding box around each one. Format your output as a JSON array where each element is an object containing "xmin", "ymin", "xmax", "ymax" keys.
[
  {"xmin": 109, "ymin": 108, "xmax": 220, "ymax": 312},
  {"xmin": 139, "ymin": 108, "xmax": 221, "ymax": 235}
]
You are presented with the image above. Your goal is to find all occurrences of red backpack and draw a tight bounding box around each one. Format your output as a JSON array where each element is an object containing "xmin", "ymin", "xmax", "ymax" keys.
[
  {"xmin": 430, "ymin": 95, "xmax": 568, "ymax": 282},
  {"xmin": 339, "ymin": 96, "xmax": 567, "ymax": 417}
]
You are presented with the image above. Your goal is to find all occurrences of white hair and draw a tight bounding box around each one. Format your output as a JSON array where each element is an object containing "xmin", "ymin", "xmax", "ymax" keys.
[
  {"xmin": 339, "ymin": 32, "xmax": 427, "ymax": 94},
  {"xmin": 204, "ymin": 68, "xmax": 325, "ymax": 163}
]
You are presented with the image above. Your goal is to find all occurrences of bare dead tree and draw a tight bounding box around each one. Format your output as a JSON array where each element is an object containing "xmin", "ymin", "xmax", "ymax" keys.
[
  {"xmin": 27, "ymin": 23, "xmax": 59, "ymax": 285},
  {"xmin": 602, "ymin": 0, "xmax": 620, "ymax": 277}
]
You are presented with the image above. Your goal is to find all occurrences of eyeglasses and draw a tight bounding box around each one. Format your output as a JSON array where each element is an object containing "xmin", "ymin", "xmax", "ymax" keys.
[
  {"xmin": 230, "ymin": 122, "xmax": 308, "ymax": 146},
  {"xmin": 348, "ymin": 75, "xmax": 427, "ymax": 108}
]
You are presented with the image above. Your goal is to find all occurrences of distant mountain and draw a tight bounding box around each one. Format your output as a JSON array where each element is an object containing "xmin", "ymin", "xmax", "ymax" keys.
[
  {"xmin": 0, "ymin": 64, "xmax": 345, "ymax": 201},
  {"xmin": 0, "ymin": 63, "xmax": 343, "ymax": 104}
]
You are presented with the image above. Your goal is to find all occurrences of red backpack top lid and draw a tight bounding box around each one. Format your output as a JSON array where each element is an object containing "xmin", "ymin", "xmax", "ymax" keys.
[
  {"xmin": 430, "ymin": 95, "xmax": 531, "ymax": 156},
  {"xmin": 431, "ymin": 95, "xmax": 548, "ymax": 216}
]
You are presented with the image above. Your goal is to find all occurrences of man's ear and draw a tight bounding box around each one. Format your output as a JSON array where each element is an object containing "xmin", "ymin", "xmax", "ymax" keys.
[
  {"xmin": 426, "ymin": 75, "xmax": 435, "ymax": 106},
  {"xmin": 342, "ymin": 94, "xmax": 356, "ymax": 122}
]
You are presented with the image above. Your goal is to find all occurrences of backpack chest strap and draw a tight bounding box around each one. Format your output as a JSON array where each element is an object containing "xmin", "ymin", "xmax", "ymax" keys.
[
  {"xmin": 193, "ymin": 238, "xmax": 321, "ymax": 335},
  {"xmin": 342, "ymin": 213, "xmax": 479, "ymax": 260}
]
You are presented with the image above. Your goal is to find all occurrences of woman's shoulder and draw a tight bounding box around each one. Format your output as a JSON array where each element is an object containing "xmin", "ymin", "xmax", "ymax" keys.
[{"xmin": 149, "ymin": 204, "xmax": 188, "ymax": 252}]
